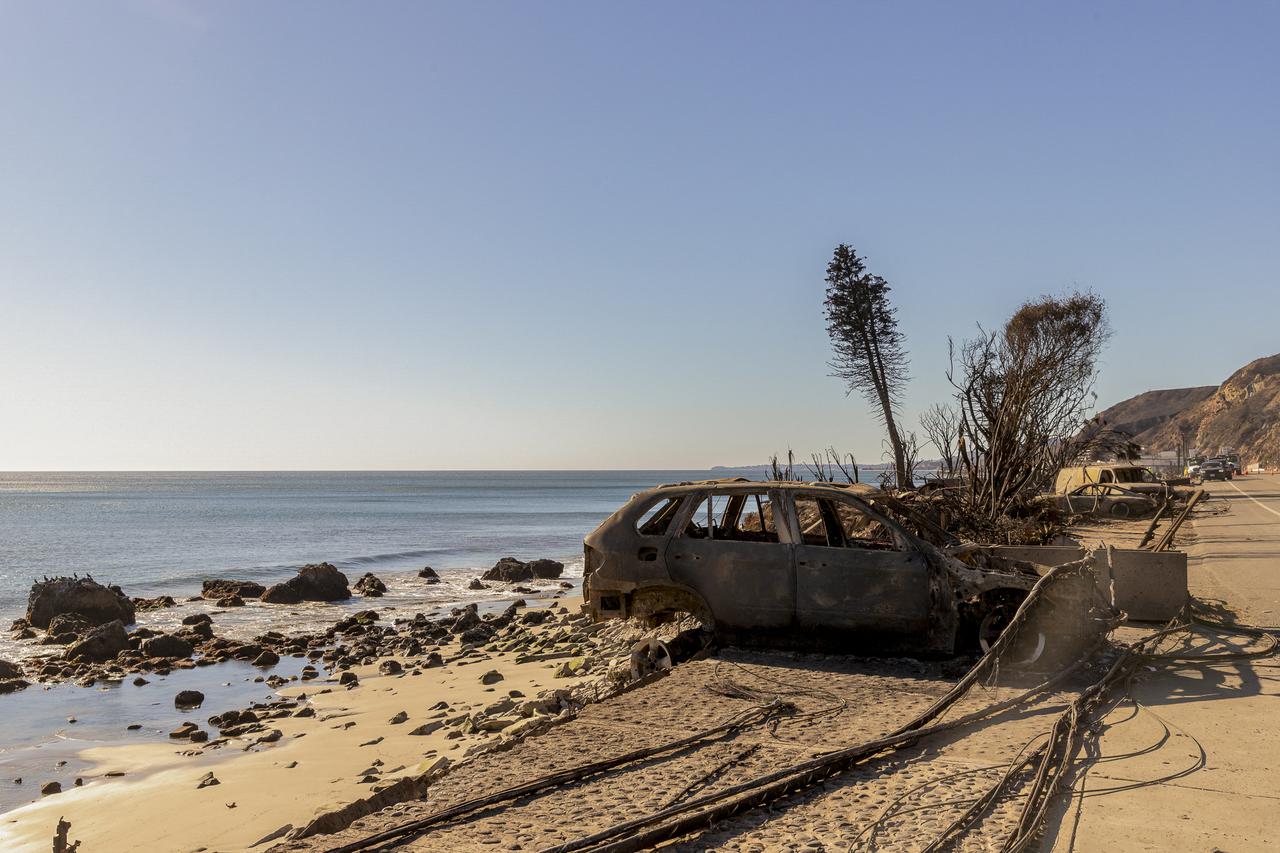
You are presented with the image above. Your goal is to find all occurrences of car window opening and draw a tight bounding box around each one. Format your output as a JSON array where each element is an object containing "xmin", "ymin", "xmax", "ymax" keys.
[
  {"xmin": 684, "ymin": 492, "xmax": 779, "ymax": 543},
  {"xmin": 635, "ymin": 497, "xmax": 683, "ymax": 536},
  {"xmin": 831, "ymin": 501, "xmax": 897, "ymax": 550}
]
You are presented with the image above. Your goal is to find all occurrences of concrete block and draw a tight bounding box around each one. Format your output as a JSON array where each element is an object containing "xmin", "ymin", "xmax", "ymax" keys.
[{"xmin": 1105, "ymin": 547, "xmax": 1188, "ymax": 621}]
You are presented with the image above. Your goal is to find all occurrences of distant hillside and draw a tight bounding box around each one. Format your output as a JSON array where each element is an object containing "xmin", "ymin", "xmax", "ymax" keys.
[
  {"xmin": 1096, "ymin": 386, "xmax": 1216, "ymax": 436},
  {"xmin": 1121, "ymin": 353, "xmax": 1280, "ymax": 467}
]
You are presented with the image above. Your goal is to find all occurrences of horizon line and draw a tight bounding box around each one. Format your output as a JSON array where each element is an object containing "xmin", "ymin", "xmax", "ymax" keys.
[{"xmin": 0, "ymin": 467, "xmax": 713, "ymax": 474}]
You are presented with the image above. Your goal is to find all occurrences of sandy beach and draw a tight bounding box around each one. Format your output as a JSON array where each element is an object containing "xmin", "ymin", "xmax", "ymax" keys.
[{"xmin": 0, "ymin": 591, "xmax": 655, "ymax": 853}]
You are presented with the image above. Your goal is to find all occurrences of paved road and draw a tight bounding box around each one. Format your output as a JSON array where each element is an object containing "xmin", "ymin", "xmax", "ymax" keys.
[
  {"xmin": 1050, "ymin": 474, "xmax": 1280, "ymax": 853},
  {"xmin": 1188, "ymin": 474, "xmax": 1280, "ymax": 621}
]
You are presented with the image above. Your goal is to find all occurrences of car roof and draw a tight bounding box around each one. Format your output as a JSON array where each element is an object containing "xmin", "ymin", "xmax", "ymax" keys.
[
  {"xmin": 1073, "ymin": 482, "xmax": 1140, "ymax": 494},
  {"xmin": 644, "ymin": 478, "xmax": 881, "ymax": 497}
]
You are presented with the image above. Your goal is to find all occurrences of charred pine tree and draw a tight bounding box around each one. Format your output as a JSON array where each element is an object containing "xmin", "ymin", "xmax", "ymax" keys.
[{"xmin": 823, "ymin": 245, "xmax": 912, "ymax": 488}]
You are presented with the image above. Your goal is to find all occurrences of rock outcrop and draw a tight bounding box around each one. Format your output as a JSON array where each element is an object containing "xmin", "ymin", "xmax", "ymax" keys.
[
  {"xmin": 261, "ymin": 564, "xmax": 350, "ymax": 604},
  {"xmin": 141, "ymin": 634, "xmax": 195, "ymax": 659},
  {"xmin": 0, "ymin": 659, "xmax": 27, "ymax": 694},
  {"xmin": 1096, "ymin": 386, "xmax": 1217, "ymax": 438},
  {"xmin": 202, "ymin": 579, "xmax": 266, "ymax": 599},
  {"xmin": 0, "ymin": 677, "xmax": 29, "ymax": 695},
  {"xmin": 27, "ymin": 577, "xmax": 135, "ymax": 629},
  {"xmin": 175, "ymin": 690, "xmax": 205, "ymax": 708},
  {"xmin": 481, "ymin": 557, "xmax": 565, "ymax": 583},
  {"xmin": 46, "ymin": 613, "xmax": 91, "ymax": 638},
  {"xmin": 132, "ymin": 595, "xmax": 176, "ymax": 611},
  {"xmin": 354, "ymin": 573, "xmax": 387, "ymax": 597},
  {"xmin": 65, "ymin": 620, "xmax": 129, "ymax": 662},
  {"xmin": 1137, "ymin": 353, "xmax": 1280, "ymax": 468}
]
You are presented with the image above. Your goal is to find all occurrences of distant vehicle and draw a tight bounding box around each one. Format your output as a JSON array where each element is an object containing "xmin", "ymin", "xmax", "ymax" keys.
[
  {"xmin": 582, "ymin": 479, "xmax": 1040, "ymax": 654},
  {"xmin": 1054, "ymin": 465, "xmax": 1172, "ymax": 497},
  {"xmin": 1187, "ymin": 456, "xmax": 1205, "ymax": 477},
  {"xmin": 1198, "ymin": 459, "xmax": 1231, "ymax": 481},
  {"xmin": 1224, "ymin": 453, "xmax": 1242, "ymax": 475},
  {"xmin": 1035, "ymin": 483, "xmax": 1159, "ymax": 518}
]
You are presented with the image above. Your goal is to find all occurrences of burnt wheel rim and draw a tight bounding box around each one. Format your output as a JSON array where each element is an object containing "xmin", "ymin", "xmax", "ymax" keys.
[{"xmin": 977, "ymin": 607, "xmax": 1046, "ymax": 665}]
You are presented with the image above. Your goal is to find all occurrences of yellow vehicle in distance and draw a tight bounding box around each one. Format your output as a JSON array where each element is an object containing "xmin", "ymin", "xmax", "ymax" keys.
[{"xmin": 1053, "ymin": 465, "xmax": 1173, "ymax": 497}]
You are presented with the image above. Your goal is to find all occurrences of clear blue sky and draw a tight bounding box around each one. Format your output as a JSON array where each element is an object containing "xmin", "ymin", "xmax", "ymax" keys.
[{"xmin": 1, "ymin": 2, "xmax": 1276, "ymax": 470}]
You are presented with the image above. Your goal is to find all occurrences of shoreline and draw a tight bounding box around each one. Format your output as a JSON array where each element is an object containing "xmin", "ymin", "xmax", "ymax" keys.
[
  {"xmin": 0, "ymin": 558, "xmax": 585, "ymax": 664},
  {"xmin": 0, "ymin": 556, "xmax": 593, "ymax": 837},
  {"xmin": 0, "ymin": 586, "xmax": 638, "ymax": 853}
]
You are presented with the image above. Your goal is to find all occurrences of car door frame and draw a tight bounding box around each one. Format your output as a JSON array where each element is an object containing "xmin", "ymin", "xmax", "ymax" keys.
[
  {"xmin": 784, "ymin": 488, "xmax": 932, "ymax": 635},
  {"xmin": 663, "ymin": 487, "xmax": 797, "ymax": 631}
]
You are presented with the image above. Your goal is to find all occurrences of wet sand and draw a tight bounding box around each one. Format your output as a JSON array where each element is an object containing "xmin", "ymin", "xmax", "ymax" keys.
[{"xmin": 0, "ymin": 593, "xmax": 634, "ymax": 853}]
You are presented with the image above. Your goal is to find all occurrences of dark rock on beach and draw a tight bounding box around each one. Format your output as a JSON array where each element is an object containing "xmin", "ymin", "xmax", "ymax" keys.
[
  {"xmin": 175, "ymin": 690, "xmax": 205, "ymax": 708},
  {"xmin": 141, "ymin": 634, "xmax": 194, "ymax": 659},
  {"xmin": 202, "ymin": 579, "xmax": 266, "ymax": 600},
  {"xmin": 418, "ymin": 566, "xmax": 440, "ymax": 583},
  {"xmin": 261, "ymin": 563, "xmax": 350, "ymax": 604},
  {"xmin": 528, "ymin": 558, "xmax": 565, "ymax": 579},
  {"xmin": 27, "ymin": 576, "xmax": 135, "ymax": 629},
  {"xmin": 520, "ymin": 608, "xmax": 554, "ymax": 626},
  {"xmin": 481, "ymin": 557, "xmax": 565, "ymax": 583},
  {"xmin": 459, "ymin": 624, "xmax": 494, "ymax": 644},
  {"xmin": 354, "ymin": 573, "xmax": 387, "ymax": 597},
  {"xmin": 66, "ymin": 620, "xmax": 129, "ymax": 662},
  {"xmin": 209, "ymin": 709, "xmax": 258, "ymax": 730},
  {"xmin": 47, "ymin": 613, "xmax": 91, "ymax": 638},
  {"xmin": 451, "ymin": 604, "xmax": 481, "ymax": 633},
  {"xmin": 182, "ymin": 621, "xmax": 214, "ymax": 641},
  {"xmin": 216, "ymin": 594, "xmax": 245, "ymax": 607},
  {"xmin": 132, "ymin": 595, "xmax": 176, "ymax": 611}
]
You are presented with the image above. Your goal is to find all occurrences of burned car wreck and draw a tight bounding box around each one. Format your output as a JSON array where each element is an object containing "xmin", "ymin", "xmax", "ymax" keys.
[{"xmin": 583, "ymin": 479, "xmax": 1053, "ymax": 656}]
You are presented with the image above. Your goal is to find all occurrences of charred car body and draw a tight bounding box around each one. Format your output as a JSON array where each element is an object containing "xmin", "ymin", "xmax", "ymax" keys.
[
  {"xmin": 583, "ymin": 479, "xmax": 1052, "ymax": 655},
  {"xmin": 1035, "ymin": 483, "xmax": 1159, "ymax": 519}
]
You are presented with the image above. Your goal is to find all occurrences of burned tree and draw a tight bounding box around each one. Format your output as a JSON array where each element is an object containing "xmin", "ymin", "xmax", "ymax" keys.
[
  {"xmin": 920, "ymin": 403, "xmax": 960, "ymax": 477},
  {"xmin": 948, "ymin": 292, "xmax": 1111, "ymax": 520},
  {"xmin": 823, "ymin": 245, "xmax": 912, "ymax": 488},
  {"xmin": 769, "ymin": 447, "xmax": 860, "ymax": 483}
]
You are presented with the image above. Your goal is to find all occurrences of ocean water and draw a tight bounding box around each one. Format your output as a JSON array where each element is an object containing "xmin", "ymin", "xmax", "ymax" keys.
[
  {"xmin": 0, "ymin": 470, "xmax": 710, "ymax": 618},
  {"xmin": 0, "ymin": 470, "xmax": 711, "ymax": 813}
]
